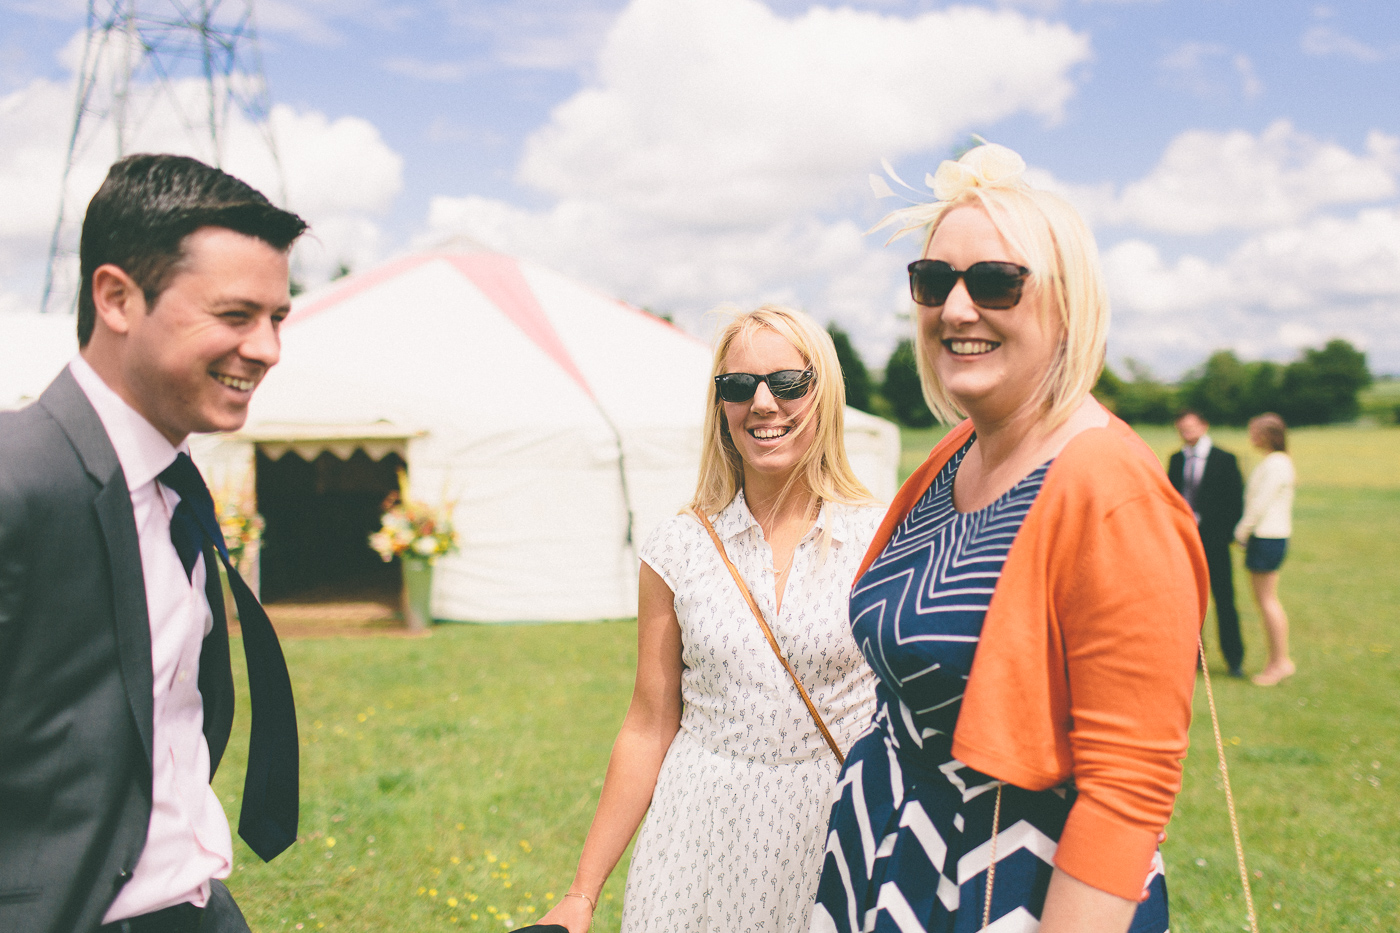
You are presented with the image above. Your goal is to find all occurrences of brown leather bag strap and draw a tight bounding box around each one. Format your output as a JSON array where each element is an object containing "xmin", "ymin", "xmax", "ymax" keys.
[{"xmin": 690, "ymin": 508, "xmax": 845, "ymax": 766}]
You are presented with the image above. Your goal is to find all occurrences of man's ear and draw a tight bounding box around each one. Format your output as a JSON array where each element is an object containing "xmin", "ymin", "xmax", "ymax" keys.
[{"xmin": 90, "ymin": 264, "xmax": 144, "ymax": 336}]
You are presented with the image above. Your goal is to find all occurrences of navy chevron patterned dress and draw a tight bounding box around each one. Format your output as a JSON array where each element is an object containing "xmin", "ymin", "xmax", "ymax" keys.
[{"xmin": 811, "ymin": 440, "xmax": 1169, "ymax": 933}]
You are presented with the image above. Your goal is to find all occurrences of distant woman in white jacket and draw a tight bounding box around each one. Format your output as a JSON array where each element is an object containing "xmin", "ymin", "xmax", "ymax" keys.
[{"xmin": 1236, "ymin": 412, "xmax": 1296, "ymax": 686}]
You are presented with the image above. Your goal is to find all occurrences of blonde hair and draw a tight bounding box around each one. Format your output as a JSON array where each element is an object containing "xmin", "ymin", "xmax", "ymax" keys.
[
  {"xmin": 878, "ymin": 146, "xmax": 1109, "ymax": 428},
  {"xmin": 691, "ymin": 305, "xmax": 874, "ymax": 517},
  {"xmin": 1249, "ymin": 412, "xmax": 1288, "ymax": 452}
]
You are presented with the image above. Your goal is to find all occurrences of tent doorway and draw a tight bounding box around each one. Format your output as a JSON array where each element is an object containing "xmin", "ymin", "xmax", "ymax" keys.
[{"xmin": 255, "ymin": 448, "xmax": 405, "ymax": 603}]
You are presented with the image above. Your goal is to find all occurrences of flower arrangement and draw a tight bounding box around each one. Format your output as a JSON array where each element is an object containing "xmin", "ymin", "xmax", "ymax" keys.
[
  {"xmin": 369, "ymin": 470, "xmax": 459, "ymax": 564},
  {"xmin": 213, "ymin": 485, "xmax": 265, "ymax": 568}
]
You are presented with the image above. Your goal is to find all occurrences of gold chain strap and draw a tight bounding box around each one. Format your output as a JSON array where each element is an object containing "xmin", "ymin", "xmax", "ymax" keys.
[
  {"xmin": 980, "ymin": 643, "xmax": 1256, "ymax": 932},
  {"xmin": 981, "ymin": 783, "xmax": 1003, "ymax": 930},
  {"xmin": 1198, "ymin": 636, "xmax": 1260, "ymax": 933}
]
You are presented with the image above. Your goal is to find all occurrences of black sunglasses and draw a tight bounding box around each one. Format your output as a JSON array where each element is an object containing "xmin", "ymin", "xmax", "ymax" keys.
[
  {"xmin": 908, "ymin": 259, "xmax": 1030, "ymax": 310},
  {"xmin": 714, "ymin": 369, "xmax": 814, "ymax": 403}
]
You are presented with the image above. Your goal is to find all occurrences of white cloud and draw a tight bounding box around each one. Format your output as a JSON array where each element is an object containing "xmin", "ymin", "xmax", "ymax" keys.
[
  {"xmin": 0, "ymin": 50, "xmax": 404, "ymax": 310},
  {"xmin": 255, "ymin": 0, "xmax": 421, "ymax": 46},
  {"xmin": 1049, "ymin": 121, "xmax": 1399, "ymax": 235},
  {"xmin": 420, "ymin": 192, "xmax": 912, "ymax": 352},
  {"xmin": 421, "ymin": 0, "xmax": 1090, "ymax": 362},
  {"xmin": 467, "ymin": 3, "xmax": 622, "ymax": 72},
  {"xmin": 1234, "ymin": 52, "xmax": 1264, "ymax": 99},
  {"xmin": 1032, "ymin": 121, "xmax": 1400, "ymax": 373},
  {"xmin": 1160, "ymin": 42, "xmax": 1264, "ymax": 100},
  {"xmin": 255, "ymin": 0, "xmax": 623, "ymax": 69},
  {"xmin": 1300, "ymin": 24, "xmax": 1389, "ymax": 63},
  {"xmin": 1102, "ymin": 205, "xmax": 1400, "ymax": 371},
  {"xmin": 519, "ymin": 0, "xmax": 1090, "ymax": 225},
  {"xmin": 380, "ymin": 57, "xmax": 473, "ymax": 83}
]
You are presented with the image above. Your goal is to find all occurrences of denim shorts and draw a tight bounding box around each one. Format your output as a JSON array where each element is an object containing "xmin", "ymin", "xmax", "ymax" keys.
[{"xmin": 1245, "ymin": 536, "xmax": 1288, "ymax": 572}]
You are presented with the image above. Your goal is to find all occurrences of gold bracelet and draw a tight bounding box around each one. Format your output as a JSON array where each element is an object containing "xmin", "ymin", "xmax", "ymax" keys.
[{"xmin": 563, "ymin": 891, "xmax": 597, "ymax": 911}]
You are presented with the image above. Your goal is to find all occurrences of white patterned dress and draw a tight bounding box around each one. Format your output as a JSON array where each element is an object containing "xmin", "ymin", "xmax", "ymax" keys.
[{"xmin": 621, "ymin": 492, "xmax": 885, "ymax": 933}]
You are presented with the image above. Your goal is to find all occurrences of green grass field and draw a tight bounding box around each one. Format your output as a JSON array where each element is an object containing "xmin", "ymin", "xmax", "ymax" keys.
[{"xmin": 219, "ymin": 424, "xmax": 1399, "ymax": 932}]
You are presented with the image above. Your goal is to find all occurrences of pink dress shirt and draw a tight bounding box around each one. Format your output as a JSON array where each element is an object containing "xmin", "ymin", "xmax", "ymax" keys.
[{"xmin": 69, "ymin": 358, "xmax": 233, "ymax": 922}]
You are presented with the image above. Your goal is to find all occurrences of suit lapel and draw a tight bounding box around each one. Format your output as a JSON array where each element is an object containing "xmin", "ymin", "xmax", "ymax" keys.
[
  {"xmin": 1204, "ymin": 447, "xmax": 1222, "ymax": 483},
  {"xmin": 39, "ymin": 368, "xmax": 156, "ymax": 767}
]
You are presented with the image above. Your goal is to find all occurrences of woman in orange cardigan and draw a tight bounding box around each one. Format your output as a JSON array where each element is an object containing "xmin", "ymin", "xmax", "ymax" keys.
[{"xmin": 810, "ymin": 144, "xmax": 1208, "ymax": 933}]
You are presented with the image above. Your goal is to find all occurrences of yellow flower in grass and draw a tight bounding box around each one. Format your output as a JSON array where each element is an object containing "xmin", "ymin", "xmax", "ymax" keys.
[{"xmin": 447, "ymin": 898, "xmax": 458, "ymax": 908}]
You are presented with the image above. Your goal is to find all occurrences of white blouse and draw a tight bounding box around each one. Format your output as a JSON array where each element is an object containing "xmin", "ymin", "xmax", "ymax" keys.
[
  {"xmin": 1236, "ymin": 451, "xmax": 1295, "ymax": 543},
  {"xmin": 619, "ymin": 493, "xmax": 884, "ymax": 933},
  {"xmin": 640, "ymin": 491, "xmax": 884, "ymax": 763}
]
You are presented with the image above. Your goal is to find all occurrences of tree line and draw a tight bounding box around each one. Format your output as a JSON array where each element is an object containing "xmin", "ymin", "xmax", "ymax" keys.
[{"xmin": 828, "ymin": 326, "xmax": 1374, "ymax": 428}]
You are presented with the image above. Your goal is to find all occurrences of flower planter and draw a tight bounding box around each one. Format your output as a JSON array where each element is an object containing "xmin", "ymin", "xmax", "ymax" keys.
[{"xmin": 401, "ymin": 556, "xmax": 434, "ymax": 632}]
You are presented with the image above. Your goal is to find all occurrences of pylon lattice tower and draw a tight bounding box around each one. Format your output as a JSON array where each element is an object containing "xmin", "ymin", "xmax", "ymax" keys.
[{"xmin": 42, "ymin": 0, "xmax": 285, "ymax": 312}]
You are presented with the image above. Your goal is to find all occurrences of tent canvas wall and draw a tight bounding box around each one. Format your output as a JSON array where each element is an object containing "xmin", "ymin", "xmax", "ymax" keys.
[
  {"xmin": 198, "ymin": 249, "xmax": 900, "ymax": 622},
  {"xmin": 1, "ymin": 252, "xmax": 901, "ymax": 623}
]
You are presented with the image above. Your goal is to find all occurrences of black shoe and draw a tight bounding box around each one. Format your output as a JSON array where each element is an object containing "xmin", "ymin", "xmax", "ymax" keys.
[{"xmin": 1227, "ymin": 667, "xmax": 1246, "ymax": 679}]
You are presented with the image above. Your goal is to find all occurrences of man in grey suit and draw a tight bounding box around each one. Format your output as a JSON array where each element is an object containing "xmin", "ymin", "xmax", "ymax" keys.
[{"xmin": 0, "ymin": 154, "xmax": 306, "ymax": 933}]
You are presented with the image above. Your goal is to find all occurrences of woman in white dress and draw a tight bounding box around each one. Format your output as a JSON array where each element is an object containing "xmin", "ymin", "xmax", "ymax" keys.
[
  {"xmin": 539, "ymin": 305, "xmax": 884, "ymax": 933},
  {"xmin": 1236, "ymin": 412, "xmax": 1297, "ymax": 686}
]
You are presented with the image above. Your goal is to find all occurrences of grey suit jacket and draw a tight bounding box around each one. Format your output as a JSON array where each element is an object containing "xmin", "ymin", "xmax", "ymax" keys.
[{"xmin": 0, "ymin": 368, "xmax": 235, "ymax": 933}]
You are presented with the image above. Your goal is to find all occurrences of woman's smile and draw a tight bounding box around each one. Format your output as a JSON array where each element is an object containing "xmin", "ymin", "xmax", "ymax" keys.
[
  {"xmin": 748, "ymin": 423, "xmax": 793, "ymax": 441},
  {"xmin": 944, "ymin": 338, "xmax": 1001, "ymax": 356}
]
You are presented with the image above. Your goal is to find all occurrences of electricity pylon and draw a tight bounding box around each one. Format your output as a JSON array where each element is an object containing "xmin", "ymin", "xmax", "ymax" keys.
[{"xmin": 41, "ymin": 0, "xmax": 285, "ymax": 312}]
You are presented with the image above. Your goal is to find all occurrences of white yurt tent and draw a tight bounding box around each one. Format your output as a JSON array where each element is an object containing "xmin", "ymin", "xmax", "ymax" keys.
[{"xmin": 198, "ymin": 248, "xmax": 900, "ymax": 622}]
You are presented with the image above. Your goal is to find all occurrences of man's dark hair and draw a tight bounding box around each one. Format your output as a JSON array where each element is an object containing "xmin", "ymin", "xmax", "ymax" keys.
[
  {"xmin": 77, "ymin": 153, "xmax": 308, "ymax": 346},
  {"xmin": 1174, "ymin": 407, "xmax": 1206, "ymax": 423}
]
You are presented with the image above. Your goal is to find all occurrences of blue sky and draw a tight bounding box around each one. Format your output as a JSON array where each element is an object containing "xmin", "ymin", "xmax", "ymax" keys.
[{"xmin": 2, "ymin": 0, "xmax": 1398, "ymax": 376}]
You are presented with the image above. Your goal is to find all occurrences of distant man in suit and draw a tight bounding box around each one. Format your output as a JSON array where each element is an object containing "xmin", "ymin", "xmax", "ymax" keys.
[
  {"xmin": 1168, "ymin": 409, "xmax": 1246, "ymax": 676},
  {"xmin": 0, "ymin": 154, "xmax": 307, "ymax": 933}
]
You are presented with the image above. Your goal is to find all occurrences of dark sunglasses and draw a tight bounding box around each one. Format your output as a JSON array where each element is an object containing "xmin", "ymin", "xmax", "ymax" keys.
[
  {"xmin": 714, "ymin": 369, "xmax": 814, "ymax": 403},
  {"xmin": 908, "ymin": 259, "xmax": 1030, "ymax": 310}
]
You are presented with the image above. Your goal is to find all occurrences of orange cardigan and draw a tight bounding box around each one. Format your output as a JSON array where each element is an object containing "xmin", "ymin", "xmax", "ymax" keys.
[{"xmin": 854, "ymin": 416, "xmax": 1208, "ymax": 900}]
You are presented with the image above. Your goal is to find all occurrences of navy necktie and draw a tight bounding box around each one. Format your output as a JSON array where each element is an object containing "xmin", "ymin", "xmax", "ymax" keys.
[
  {"xmin": 1183, "ymin": 449, "xmax": 1202, "ymax": 508},
  {"xmin": 159, "ymin": 452, "xmax": 299, "ymax": 862}
]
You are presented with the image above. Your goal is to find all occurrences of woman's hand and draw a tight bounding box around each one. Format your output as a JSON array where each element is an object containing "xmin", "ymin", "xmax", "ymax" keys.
[{"xmin": 538, "ymin": 892, "xmax": 594, "ymax": 933}]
